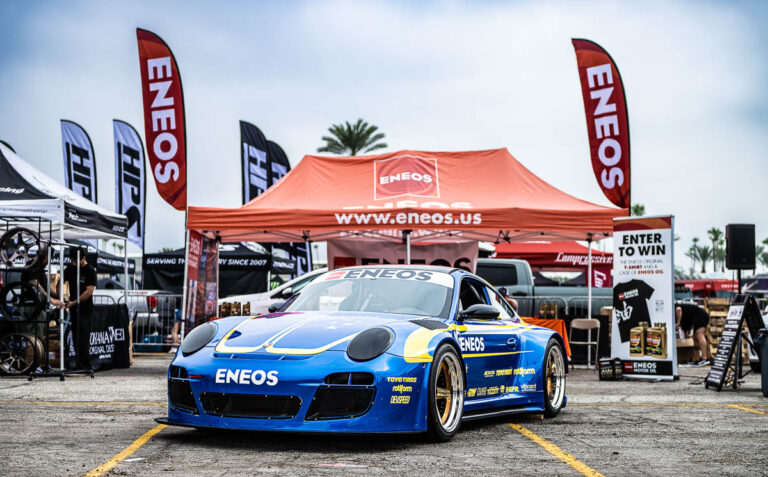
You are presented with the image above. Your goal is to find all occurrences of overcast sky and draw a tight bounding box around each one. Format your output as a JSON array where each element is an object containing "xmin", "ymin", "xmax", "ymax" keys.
[{"xmin": 1, "ymin": 0, "xmax": 766, "ymax": 272}]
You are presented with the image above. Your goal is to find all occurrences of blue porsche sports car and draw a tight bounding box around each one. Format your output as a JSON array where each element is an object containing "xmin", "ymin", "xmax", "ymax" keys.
[{"xmin": 157, "ymin": 265, "xmax": 567, "ymax": 441}]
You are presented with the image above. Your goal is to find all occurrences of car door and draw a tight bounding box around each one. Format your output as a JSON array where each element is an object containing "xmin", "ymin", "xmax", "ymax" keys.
[
  {"xmin": 456, "ymin": 278, "xmax": 517, "ymax": 403},
  {"xmin": 481, "ymin": 284, "xmax": 527, "ymax": 397}
]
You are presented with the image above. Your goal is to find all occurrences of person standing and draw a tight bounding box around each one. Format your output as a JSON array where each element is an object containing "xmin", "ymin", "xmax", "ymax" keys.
[
  {"xmin": 62, "ymin": 248, "xmax": 97, "ymax": 370},
  {"xmin": 676, "ymin": 303, "xmax": 710, "ymax": 366}
]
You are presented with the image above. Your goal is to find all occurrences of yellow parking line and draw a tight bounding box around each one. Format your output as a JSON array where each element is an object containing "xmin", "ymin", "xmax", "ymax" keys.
[
  {"xmin": 508, "ymin": 423, "xmax": 604, "ymax": 477},
  {"xmin": 0, "ymin": 400, "xmax": 164, "ymax": 406},
  {"xmin": 728, "ymin": 404, "xmax": 768, "ymax": 416},
  {"xmin": 85, "ymin": 423, "xmax": 167, "ymax": 477}
]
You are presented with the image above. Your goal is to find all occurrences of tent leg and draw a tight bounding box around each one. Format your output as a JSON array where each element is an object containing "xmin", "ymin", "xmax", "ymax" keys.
[
  {"xmin": 123, "ymin": 239, "xmax": 128, "ymax": 301},
  {"xmin": 59, "ymin": 224, "xmax": 65, "ymax": 371},
  {"xmin": 587, "ymin": 233, "xmax": 593, "ymax": 368},
  {"xmin": 404, "ymin": 230, "xmax": 411, "ymax": 265}
]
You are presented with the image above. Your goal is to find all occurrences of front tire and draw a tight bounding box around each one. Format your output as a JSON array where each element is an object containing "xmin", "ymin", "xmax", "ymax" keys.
[
  {"xmin": 427, "ymin": 344, "xmax": 464, "ymax": 441},
  {"xmin": 542, "ymin": 338, "xmax": 566, "ymax": 418}
]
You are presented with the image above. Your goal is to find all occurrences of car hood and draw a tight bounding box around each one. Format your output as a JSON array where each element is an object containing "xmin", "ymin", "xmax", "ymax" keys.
[{"xmin": 213, "ymin": 310, "xmax": 419, "ymax": 356}]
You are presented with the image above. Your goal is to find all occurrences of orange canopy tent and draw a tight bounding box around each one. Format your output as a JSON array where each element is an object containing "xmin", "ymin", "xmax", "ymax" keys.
[{"xmin": 188, "ymin": 148, "xmax": 627, "ymax": 243}]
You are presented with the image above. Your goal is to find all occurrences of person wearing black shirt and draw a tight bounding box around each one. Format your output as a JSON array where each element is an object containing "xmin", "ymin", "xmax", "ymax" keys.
[
  {"xmin": 676, "ymin": 303, "xmax": 710, "ymax": 365},
  {"xmin": 60, "ymin": 249, "xmax": 97, "ymax": 369},
  {"xmin": 613, "ymin": 279, "xmax": 655, "ymax": 342}
]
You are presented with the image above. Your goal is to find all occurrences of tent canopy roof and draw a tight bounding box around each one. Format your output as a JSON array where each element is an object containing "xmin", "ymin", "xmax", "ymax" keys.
[
  {"xmin": 0, "ymin": 143, "xmax": 128, "ymax": 239},
  {"xmin": 188, "ymin": 148, "xmax": 626, "ymax": 243}
]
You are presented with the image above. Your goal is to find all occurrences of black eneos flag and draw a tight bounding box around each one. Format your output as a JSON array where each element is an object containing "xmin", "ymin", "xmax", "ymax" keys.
[
  {"xmin": 240, "ymin": 121, "xmax": 270, "ymax": 203},
  {"xmin": 267, "ymin": 140, "xmax": 291, "ymax": 185}
]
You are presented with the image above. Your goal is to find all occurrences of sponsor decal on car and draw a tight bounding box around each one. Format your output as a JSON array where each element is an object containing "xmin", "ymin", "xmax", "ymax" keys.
[
  {"xmin": 322, "ymin": 268, "xmax": 453, "ymax": 288},
  {"xmin": 495, "ymin": 368, "xmax": 513, "ymax": 376},
  {"xmin": 215, "ymin": 369, "xmax": 279, "ymax": 386},
  {"xmin": 483, "ymin": 370, "xmax": 495, "ymax": 378},
  {"xmin": 392, "ymin": 385, "xmax": 413, "ymax": 393},
  {"xmin": 521, "ymin": 384, "xmax": 537, "ymax": 392},
  {"xmin": 513, "ymin": 367, "xmax": 536, "ymax": 376},
  {"xmin": 467, "ymin": 388, "xmax": 477, "ymax": 397},
  {"xmin": 390, "ymin": 395, "xmax": 411, "ymax": 404},
  {"xmin": 458, "ymin": 336, "xmax": 485, "ymax": 352},
  {"xmin": 386, "ymin": 376, "xmax": 418, "ymax": 383}
]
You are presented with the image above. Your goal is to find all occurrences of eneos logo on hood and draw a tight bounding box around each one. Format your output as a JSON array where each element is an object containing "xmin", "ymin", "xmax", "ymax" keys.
[{"xmin": 374, "ymin": 155, "xmax": 439, "ymax": 200}]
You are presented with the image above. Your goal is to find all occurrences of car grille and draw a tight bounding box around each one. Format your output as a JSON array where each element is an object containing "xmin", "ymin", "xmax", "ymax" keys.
[
  {"xmin": 168, "ymin": 379, "xmax": 197, "ymax": 414},
  {"xmin": 305, "ymin": 386, "xmax": 375, "ymax": 420},
  {"xmin": 199, "ymin": 393, "xmax": 302, "ymax": 419}
]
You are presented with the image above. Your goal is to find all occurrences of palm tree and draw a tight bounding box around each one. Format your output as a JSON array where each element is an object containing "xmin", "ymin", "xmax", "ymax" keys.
[
  {"xmin": 707, "ymin": 227, "xmax": 723, "ymax": 272},
  {"xmin": 695, "ymin": 245, "xmax": 712, "ymax": 274},
  {"xmin": 685, "ymin": 243, "xmax": 699, "ymax": 276},
  {"xmin": 630, "ymin": 204, "xmax": 645, "ymax": 216},
  {"xmin": 715, "ymin": 239, "xmax": 725, "ymax": 272},
  {"xmin": 317, "ymin": 119, "xmax": 387, "ymax": 156}
]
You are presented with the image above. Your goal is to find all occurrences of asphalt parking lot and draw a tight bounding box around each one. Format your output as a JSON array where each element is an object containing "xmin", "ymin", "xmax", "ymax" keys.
[{"xmin": 0, "ymin": 356, "xmax": 766, "ymax": 477}]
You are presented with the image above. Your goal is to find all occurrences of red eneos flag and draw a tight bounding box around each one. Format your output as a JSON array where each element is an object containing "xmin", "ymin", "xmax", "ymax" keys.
[
  {"xmin": 136, "ymin": 28, "xmax": 187, "ymax": 211},
  {"xmin": 572, "ymin": 39, "xmax": 630, "ymax": 209}
]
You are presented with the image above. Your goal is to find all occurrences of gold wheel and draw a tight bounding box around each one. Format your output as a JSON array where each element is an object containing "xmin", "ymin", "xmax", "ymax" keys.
[{"xmin": 433, "ymin": 351, "xmax": 463, "ymax": 432}]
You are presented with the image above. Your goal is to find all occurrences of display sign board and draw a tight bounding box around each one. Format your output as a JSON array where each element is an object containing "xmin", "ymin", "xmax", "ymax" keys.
[
  {"xmin": 327, "ymin": 239, "xmax": 477, "ymax": 272},
  {"xmin": 705, "ymin": 295, "xmax": 764, "ymax": 391},
  {"xmin": 184, "ymin": 230, "xmax": 219, "ymax": 327},
  {"xmin": 611, "ymin": 216, "xmax": 677, "ymax": 380}
]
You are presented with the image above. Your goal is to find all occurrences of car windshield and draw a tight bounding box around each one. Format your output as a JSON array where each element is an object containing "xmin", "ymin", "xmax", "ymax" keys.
[{"xmin": 283, "ymin": 268, "xmax": 454, "ymax": 317}]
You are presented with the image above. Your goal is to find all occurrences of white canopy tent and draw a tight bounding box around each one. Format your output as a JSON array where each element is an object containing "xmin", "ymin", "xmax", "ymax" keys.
[{"xmin": 0, "ymin": 143, "xmax": 129, "ymax": 370}]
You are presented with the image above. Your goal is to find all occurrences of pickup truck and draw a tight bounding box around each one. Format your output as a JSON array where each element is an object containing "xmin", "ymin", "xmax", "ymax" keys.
[{"xmin": 475, "ymin": 258, "xmax": 612, "ymax": 318}]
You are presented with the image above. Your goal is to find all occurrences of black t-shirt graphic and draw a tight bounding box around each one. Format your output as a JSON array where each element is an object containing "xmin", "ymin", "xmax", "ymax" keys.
[{"xmin": 613, "ymin": 279, "xmax": 655, "ymax": 342}]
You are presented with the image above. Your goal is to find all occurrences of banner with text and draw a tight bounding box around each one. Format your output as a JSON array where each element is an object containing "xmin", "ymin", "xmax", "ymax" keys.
[
  {"xmin": 328, "ymin": 239, "xmax": 477, "ymax": 272},
  {"xmin": 572, "ymin": 39, "xmax": 630, "ymax": 209},
  {"xmin": 267, "ymin": 140, "xmax": 291, "ymax": 186},
  {"xmin": 184, "ymin": 230, "xmax": 219, "ymax": 327},
  {"xmin": 612, "ymin": 216, "xmax": 676, "ymax": 380},
  {"xmin": 113, "ymin": 120, "xmax": 146, "ymax": 250},
  {"xmin": 137, "ymin": 28, "xmax": 186, "ymax": 211},
  {"xmin": 241, "ymin": 121, "xmax": 270, "ymax": 203},
  {"xmin": 61, "ymin": 120, "xmax": 98, "ymax": 202}
]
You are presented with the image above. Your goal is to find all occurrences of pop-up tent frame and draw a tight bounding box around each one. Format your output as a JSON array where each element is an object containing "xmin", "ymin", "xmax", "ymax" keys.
[{"xmin": 0, "ymin": 143, "xmax": 129, "ymax": 370}]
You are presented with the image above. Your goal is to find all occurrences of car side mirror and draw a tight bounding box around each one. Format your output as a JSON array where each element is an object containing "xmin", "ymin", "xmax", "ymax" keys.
[
  {"xmin": 458, "ymin": 304, "xmax": 500, "ymax": 321},
  {"xmin": 279, "ymin": 286, "xmax": 293, "ymax": 299}
]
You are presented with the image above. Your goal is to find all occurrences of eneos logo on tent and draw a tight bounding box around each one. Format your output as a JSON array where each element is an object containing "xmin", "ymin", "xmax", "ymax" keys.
[{"xmin": 374, "ymin": 155, "xmax": 439, "ymax": 200}]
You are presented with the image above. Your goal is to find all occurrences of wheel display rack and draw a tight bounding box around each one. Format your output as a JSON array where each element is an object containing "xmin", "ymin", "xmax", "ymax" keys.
[{"xmin": 0, "ymin": 216, "xmax": 93, "ymax": 380}]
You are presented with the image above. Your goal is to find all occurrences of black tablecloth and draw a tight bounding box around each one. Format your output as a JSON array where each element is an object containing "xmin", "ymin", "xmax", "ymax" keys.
[{"xmin": 66, "ymin": 304, "xmax": 130, "ymax": 371}]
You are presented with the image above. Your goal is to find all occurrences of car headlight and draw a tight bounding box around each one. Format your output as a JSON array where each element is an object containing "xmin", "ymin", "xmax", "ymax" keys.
[
  {"xmin": 181, "ymin": 322, "xmax": 218, "ymax": 356},
  {"xmin": 347, "ymin": 327, "xmax": 394, "ymax": 362}
]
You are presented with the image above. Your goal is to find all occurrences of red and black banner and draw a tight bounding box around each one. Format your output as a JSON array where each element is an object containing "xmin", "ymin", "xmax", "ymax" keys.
[
  {"xmin": 136, "ymin": 28, "xmax": 186, "ymax": 211},
  {"xmin": 572, "ymin": 39, "xmax": 630, "ymax": 210}
]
